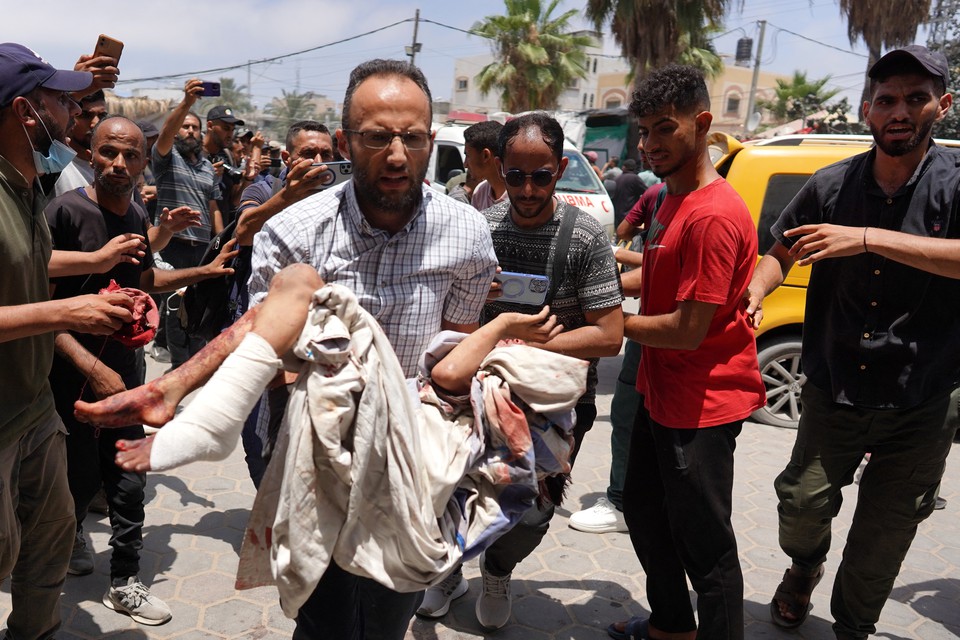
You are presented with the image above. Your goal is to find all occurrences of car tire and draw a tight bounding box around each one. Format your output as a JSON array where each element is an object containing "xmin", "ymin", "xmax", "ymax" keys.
[{"xmin": 752, "ymin": 336, "xmax": 805, "ymax": 429}]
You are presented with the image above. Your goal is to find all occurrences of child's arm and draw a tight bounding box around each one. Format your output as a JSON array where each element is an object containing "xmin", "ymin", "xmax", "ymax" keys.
[{"xmin": 430, "ymin": 306, "xmax": 563, "ymax": 394}]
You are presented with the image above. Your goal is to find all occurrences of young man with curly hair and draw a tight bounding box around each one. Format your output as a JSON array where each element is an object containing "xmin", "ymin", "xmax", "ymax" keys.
[{"xmin": 608, "ymin": 65, "xmax": 764, "ymax": 640}]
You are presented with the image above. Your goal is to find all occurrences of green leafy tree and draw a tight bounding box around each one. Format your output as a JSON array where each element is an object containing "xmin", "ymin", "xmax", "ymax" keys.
[
  {"xmin": 586, "ymin": 0, "xmax": 733, "ymax": 79},
  {"xmin": 928, "ymin": 0, "xmax": 960, "ymax": 139},
  {"xmin": 759, "ymin": 71, "xmax": 841, "ymax": 124},
  {"xmin": 265, "ymin": 90, "xmax": 317, "ymax": 135},
  {"xmin": 201, "ymin": 77, "xmax": 253, "ymax": 117},
  {"xmin": 473, "ymin": 0, "xmax": 592, "ymax": 112},
  {"xmin": 839, "ymin": 0, "xmax": 932, "ymax": 105}
]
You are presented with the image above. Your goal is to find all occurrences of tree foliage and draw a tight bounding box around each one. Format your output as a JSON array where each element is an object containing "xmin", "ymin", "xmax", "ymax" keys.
[
  {"xmin": 265, "ymin": 90, "xmax": 316, "ymax": 130},
  {"xmin": 759, "ymin": 71, "xmax": 840, "ymax": 122},
  {"xmin": 473, "ymin": 0, "xmax": 592, "ymax": 112},
  {"xmin": 586, "ymin": 0, "xmax": 733, "ymax": 79},
  {"xmin": 839, "ymin": 0, "xmax": 932, "ymax": 104}
]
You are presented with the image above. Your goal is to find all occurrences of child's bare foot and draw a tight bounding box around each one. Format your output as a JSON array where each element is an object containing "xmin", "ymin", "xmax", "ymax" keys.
[{"xmin": 115, "ymin": 435, "xmax": 154, "ymax": 472}]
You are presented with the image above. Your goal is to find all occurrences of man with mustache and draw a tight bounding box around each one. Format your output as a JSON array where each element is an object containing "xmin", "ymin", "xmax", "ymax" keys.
[
  {"xmin": 45, "ymin": 115, "xmax": 235, "ymax": 627},
  {"xmin": 247, "ymin": 58, "xmax": 498, "ymax": 639},
  {"xmin": 746, "ymin": 45, "xmax": 960, "ymax": 639},
  {"xmin": 153, "ymin": 79, "xmax": 225, "ymax": 370}
]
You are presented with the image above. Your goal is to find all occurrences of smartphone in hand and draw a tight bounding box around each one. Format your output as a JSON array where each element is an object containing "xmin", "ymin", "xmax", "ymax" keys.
[{"xmin": 199, "ymin": 81, "xmax": 221, "ymax": 97}]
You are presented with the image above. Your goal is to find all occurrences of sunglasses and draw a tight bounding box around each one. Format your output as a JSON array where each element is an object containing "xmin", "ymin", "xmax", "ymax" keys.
[{"xmin": 501, "ymin": 168, "xmax": 559, "ymax": 188}]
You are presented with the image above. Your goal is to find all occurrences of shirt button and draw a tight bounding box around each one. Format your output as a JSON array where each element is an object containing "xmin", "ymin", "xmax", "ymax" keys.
[
  {"xmin": 874, "ymin": 269, "xmax": 881, "ymax": 275},
  {"xmin": 863, "ymin": 332, "xmax": 870, "ymax": 338},
  {"xmin": 886, "ymin": 198, "xmax": 893, "ymax": 204},
  {"xmin": 870, "ymin": 301, "xmax": 878, "ymax": 307},
  {"xmin": 860, "ymin": 365, "xmax": 867, "ymax": 371}
]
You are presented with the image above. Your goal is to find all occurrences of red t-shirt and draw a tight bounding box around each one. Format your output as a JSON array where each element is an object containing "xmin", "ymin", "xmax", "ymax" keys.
[
  {"xmin": 636, "ymin": 178, "xmax": 765, "ymax": 428},
  {"xmin": 624, "ymin": 183, "xmax": 662, "ymax": 227}
]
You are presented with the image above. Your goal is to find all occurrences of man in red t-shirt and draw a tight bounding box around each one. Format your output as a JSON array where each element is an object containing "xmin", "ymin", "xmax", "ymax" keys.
[{"xmin": 607, "ymin": 65, "xmax": 764, "ymax": 640}]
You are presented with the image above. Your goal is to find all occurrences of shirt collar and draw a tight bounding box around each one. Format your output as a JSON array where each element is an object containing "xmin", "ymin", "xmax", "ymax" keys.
[
  {"xmin": 863, "ymin": 141, "xmax": 941, "ymax": 193},
  {"xmin": 344, "ymin": 181, "xmax": 431, "ymax": 237}
]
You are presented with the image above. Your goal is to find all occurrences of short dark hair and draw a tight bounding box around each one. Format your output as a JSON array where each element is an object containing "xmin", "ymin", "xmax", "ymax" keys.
[
  {"xmin": 869, "ymin": 59, "xmax": 946, "ymax": 97},
  {"xmin": 80, "ymin": 89, "xmax": 105, "ymax": 106},
  {"xmin": 285, "ymin": 120, "xmax": 330, "ymax": 150},
  {"xmin": 630, "ymin": 64, "xmax": 710, "ymax": 119},
  {"xmin": 91, "ymin": 114, "xmax": 146, "ymax": 152},
  {"xmin": 341, "ymin": 59, "xmax": 432, "ymax": 129},
  {"xmin": 183, "ymin": 111, "xmax": 202, "ymax": 127},
  {"xmin": 496, "ymin": 112, "xmax": 564, "ymax": 162},
  {"xmin": 464, "ymin": 120, "xmax": 503, "ymax": 153}
]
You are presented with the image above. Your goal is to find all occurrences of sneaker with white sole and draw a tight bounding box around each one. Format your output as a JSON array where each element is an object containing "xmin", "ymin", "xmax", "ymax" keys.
[
  {"xmin": 475, "ymin": 553, "xmax": 511, "ymax": 629},
  {"xmin": 102, "ymin": 576, "xmax": 172, "ymax": 625},
  {"xmin": 68, "ymin": 528, "xmax": 94, "ymax": 576},
  {"xmin": 416, "ymin": 568, "xmax": 468, "ymax": 618},
  {"xmin": 569, "ymin": 496, "xmax": 628, "ymax": 533}
]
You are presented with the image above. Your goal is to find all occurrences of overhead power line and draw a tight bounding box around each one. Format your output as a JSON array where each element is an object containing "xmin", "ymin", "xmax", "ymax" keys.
[
  {"xmin": 766, "ymin": 21, "xmax": 869, "ymax": 59},
  {"xmin": 116, "ymin": 18, "xmax": 413, "ymax": 85}
]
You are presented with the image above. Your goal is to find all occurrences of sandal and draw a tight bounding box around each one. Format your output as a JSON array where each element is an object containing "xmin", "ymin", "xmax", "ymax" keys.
[
  {"xmin": 606, "ymin": 616, "xmax": 649, "ymax": 640},
  {"xmin": 769, "ymin": 564, "xmax": 825, "ymax": 629}
]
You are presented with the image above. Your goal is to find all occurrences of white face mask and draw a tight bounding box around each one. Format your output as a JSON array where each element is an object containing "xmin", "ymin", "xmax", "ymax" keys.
[{"xmin": 20, "ymin": 101, "xmax": 76, "ymax": 175}]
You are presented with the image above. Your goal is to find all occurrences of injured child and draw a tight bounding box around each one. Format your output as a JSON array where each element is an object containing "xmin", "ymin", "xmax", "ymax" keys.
[{"xmin": 74, "ymin": 263, "xmax": 588, "ymax": 618}]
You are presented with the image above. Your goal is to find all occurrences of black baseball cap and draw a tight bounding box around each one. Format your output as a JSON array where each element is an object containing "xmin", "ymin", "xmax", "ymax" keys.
[
  {"xmin": 136, "ymin": 120, "xmax": 160, "ymax": 138},
  {"xmin": 206, "ymin": 105, "xmax": 244, "ymax": 126},
  {"xmin": 0, "ymin": 43, "xmax": 92, "ymax": 109},
  {"xmin": 869, "ymin": 45, "xmax": 950, "ymax": 85}
]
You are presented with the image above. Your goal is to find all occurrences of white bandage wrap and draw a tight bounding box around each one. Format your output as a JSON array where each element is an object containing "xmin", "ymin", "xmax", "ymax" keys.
[{"xmin": 149, "ymin": 332, "xmax": 283, "ymax": 471}]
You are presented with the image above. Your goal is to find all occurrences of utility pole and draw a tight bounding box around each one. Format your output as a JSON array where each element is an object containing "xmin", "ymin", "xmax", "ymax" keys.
[
  {"xmin": 406, "ymin": 9, "xmax": 422, "ymax": 66},
  {"xmin": 743, "ymin": 19, "xmax": 766, "ymax": 134},
  {"xmin": 247, "ymin": 61, "xmax": 253, "ymax": 106}
]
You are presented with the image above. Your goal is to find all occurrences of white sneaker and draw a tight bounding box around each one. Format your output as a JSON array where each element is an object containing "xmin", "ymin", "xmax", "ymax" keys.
[
  {"xmin": 416, "ymin": 568, "xmax": 468, "ymax": 618},
  {"xmin": 102, "ymin": 576, "xmax": 172, "ymax": 625},
  {"xmin": 569, "ymin": 496, "xmax": 628, "ymax": 533},
  {"xmin": 475, "ymin": 553, "xmax": 511, "ymax": 629}
]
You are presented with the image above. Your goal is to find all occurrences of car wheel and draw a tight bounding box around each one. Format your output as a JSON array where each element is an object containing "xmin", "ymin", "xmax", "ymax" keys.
[{"xmin": 752, "ymin": 336, "xmax": 805, "ymax": 429}]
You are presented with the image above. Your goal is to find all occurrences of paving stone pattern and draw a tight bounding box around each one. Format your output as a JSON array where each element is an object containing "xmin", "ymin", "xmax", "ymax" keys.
[{"xmin": 2, "ymin": 352, "xmax": 958, "ymax": 639}]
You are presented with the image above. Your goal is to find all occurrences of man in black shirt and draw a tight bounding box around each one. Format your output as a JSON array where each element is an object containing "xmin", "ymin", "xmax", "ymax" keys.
[
  {"xmin": 48, "ymin": 115, "xmax": 235, "ymax": 627},
  {"xmin": 746, "ymin": 45, "xmax": 960, "ymax": 639}
]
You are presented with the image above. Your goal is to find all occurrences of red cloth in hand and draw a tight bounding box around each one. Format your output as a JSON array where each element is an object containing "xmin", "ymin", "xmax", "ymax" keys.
[{"xmin": 99, "ymin": 280, "xmax": 159, "ymax": 348}]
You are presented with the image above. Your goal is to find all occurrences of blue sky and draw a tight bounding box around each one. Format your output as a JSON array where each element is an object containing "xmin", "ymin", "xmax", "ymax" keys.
[{"xmin": 8, "ymin": 0, "xmax": 923, "ymax": 111}]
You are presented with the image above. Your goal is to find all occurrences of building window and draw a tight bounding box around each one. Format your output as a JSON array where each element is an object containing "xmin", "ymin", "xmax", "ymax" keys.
[
  {"xmin": 456, "ymin": 77, "xmax": 468, "ymax": 91},
  {"xmin": 725, "ymin": 93, "xmax": 741, "ymax": 116},
  {"xmin": 606, "ymin": 98, "xmax": 621, "ymax": 108},
  {"xmin": 590, "ymin": 93, "xmax": 595, "ymax": 108},
  {"xmin": 593, "ymin": 58, "xmax": 598, "ymax": 74},
  {"xmin": 582, "ymin": 94, "xmax": 588, "ymax": 109}
]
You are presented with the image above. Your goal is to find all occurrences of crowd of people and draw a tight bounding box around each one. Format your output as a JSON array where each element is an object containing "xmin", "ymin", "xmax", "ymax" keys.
[{"xmin": 0, "ymin": 37, "xmax": 958, "ymax": 640}]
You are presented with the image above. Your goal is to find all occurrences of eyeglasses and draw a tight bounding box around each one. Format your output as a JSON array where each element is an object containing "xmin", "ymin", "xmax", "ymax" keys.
[
  {"xmin": 501, "ymin": 168, "xmax": 559, "ymax": 188},
  {"xmin": 344, "ymin": 129, "xmax": 431, "ymax": 150}
]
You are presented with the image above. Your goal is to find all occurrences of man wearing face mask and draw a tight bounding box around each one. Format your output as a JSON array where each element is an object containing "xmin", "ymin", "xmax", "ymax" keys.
[
  {"xmin": 0, "ymin": 42, "xmax": 135, "ymax": 640},
  {"xmin": 52, "ymin": 89, "xmax": 106, "ymax": 197}
]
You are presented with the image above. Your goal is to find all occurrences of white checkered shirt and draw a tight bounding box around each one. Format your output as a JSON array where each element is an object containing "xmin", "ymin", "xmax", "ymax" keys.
[{"xmin": 249, "ymin": 182, "xmax": 498, "ymax": 376}]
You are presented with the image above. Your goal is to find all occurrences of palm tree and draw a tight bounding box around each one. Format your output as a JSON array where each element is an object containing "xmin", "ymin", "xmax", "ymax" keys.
[
  {"xmin": 264, "ymin": 90, "xmax": 317, "ymax": 134},
  {"xmin": 839, "ymin": 0, "xmax": 932, "ymax": 105},
  {"xmin": 759, "ymin": 71, "xmax": 840, "ymax": 124},
  {"xmin": 473, "ymin": 0, "xmax": 593, "ymax": 112},
  {"xmin": 586, "ymin": 0, "xmax": 734, "ymax": 80}
]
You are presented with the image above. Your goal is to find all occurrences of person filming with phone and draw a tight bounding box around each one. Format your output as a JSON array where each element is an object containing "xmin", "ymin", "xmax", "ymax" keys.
[{"xmin": 152, "ymin": 78, "xmax": 225, "ymax": 369}]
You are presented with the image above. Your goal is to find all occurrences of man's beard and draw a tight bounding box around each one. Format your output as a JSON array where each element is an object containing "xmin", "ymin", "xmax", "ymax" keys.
[
  {"xmin": 870, "ymin": 116, "xmax": 935, "ymax": 157},
  {"xmin": 351, "ymin": 163, "xmax": 425, "ymax": 216},
  {"xmin": 175, "ymin": 135, "xmax": 202, "ymax": 158},
  {"xmin": 94, "ymin": 166, "xmax": 136, "ymax": 197}
]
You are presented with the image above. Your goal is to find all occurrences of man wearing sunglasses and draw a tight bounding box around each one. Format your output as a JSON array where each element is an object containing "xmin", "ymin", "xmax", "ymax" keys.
[
  {"xmin": 444, "ymin": 112, "xmax": 624, "ymax": 629},
  {"xmin": 247, "ymin": 58, "xmax": 497, "ymax": 640}
]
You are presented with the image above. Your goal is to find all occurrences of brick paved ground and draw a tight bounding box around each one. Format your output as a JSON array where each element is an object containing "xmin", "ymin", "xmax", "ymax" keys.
[{"xmin": 2, "ymin": 352, "xmax": 958, "ymax": 639}]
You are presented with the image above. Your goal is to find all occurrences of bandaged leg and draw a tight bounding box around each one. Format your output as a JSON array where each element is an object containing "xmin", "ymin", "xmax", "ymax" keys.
[{"xmin": 146, "ymin": 333, "xmax": 282, "ymax": 471}]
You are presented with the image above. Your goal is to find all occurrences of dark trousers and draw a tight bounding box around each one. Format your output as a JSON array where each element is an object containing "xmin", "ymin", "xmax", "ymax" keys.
[
  {"xmin": 160, "ymin": 239, "xmax": 208, "ymax": 369},
  {"xmin": 608, "ymin": 340, "xmax": 642, "ymax": 509},
  {"xmin": 53, "ymin": 361, "xmax": 146, "ymax": 581},
  {"xmin": 293, "ymin": 559, "xmax": 422, "ymax": 640},
  {"xmin": 622, "ymin": 402, "xmax": 744, "ymax": 640},
  {"xmin": 482, "ymin": 402, "xmax": 598, "ymax": 577},
  {"xmin": 775, "ymin": 383, "xmax": 955, "ymax": 639}
]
